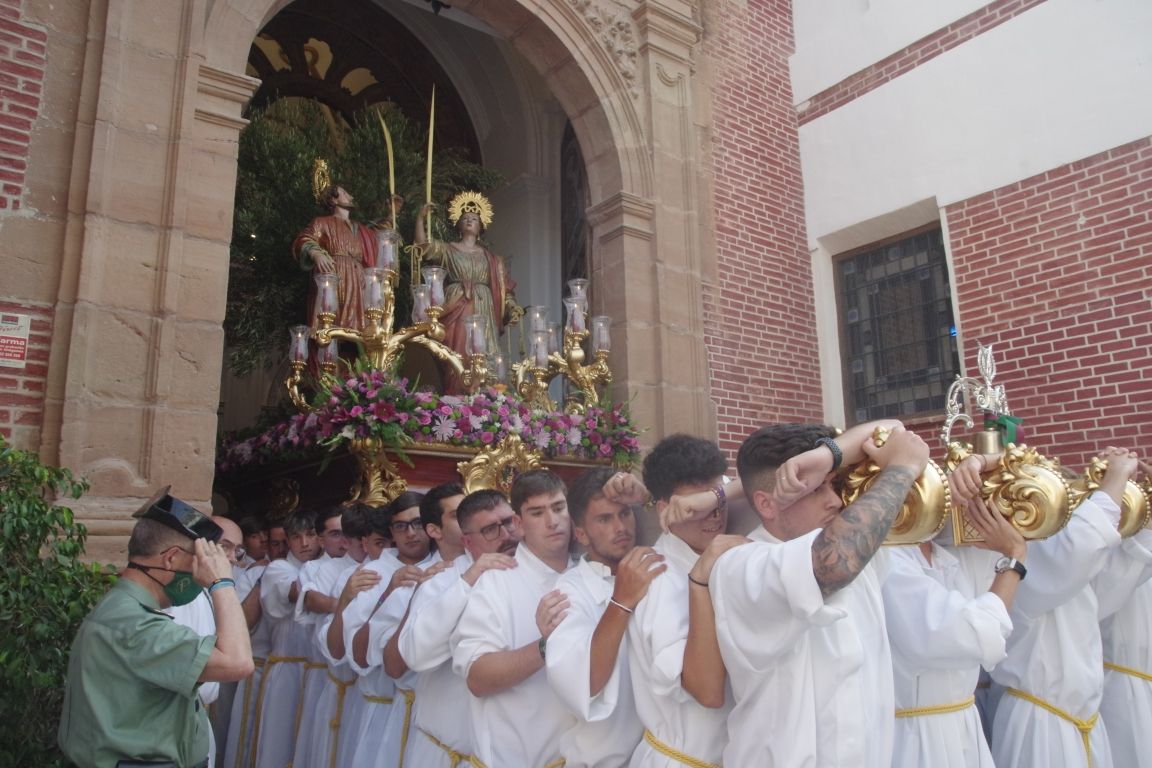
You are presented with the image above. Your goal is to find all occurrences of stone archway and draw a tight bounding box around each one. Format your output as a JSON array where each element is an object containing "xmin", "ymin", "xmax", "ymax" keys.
[{"xmin": 52, "ymin": 0, "xmax": 714, "ymax": 560}]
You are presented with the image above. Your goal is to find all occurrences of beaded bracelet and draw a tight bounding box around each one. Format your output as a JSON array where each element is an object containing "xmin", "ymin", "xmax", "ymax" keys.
[{"xmin": 208, "ymin": 577, "xmax": 236, "ymax": 594}]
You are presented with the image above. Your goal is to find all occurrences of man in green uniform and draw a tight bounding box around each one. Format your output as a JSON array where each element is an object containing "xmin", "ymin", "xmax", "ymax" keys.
[{"xmin": 59, "ymin": 489, "xmax": 255, "ymax": 768}]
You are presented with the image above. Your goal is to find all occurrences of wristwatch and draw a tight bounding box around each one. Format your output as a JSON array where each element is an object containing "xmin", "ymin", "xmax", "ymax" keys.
[
  {"xmin": 537, "ymin": 636, "xmax": 547, "ymax": 660},
  {"xmin": 815, "ymin": 437, "xmax": 843, "ymax": 471},
  {"xmin": 994, "ymin": 556, "xmax": 1027, "ymax": 581}
]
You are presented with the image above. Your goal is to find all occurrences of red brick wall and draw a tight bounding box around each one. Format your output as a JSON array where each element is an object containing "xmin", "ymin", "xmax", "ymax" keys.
[
  {"xmin": 705, "ymin": 0, "xmax": 823, "ymax": 459},
  {"xmin": 946, "ymin": 137, "xmax": 1152, "ymax": 470},
  {"xmin": 0, "ymin": 0, "xmax": 45, "ymax": 211},
  {"xmin": 0, "ymin": 299, "xmax": 52, "ymax": 447}
]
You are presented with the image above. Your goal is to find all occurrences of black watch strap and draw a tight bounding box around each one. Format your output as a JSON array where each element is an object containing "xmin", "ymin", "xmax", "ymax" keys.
[
  {"xmin": 815, "ymin": 437, "xmax": 843, "ymax": 471},
  {"xmin": 995, "ymin": 557, "xmax": 1027, "ymax": 581}
]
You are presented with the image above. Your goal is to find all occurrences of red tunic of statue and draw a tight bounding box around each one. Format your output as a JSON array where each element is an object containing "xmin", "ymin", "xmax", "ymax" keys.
[{"xmin": 293, "ymin": 215, "xmax": 379, "ymax": 330}]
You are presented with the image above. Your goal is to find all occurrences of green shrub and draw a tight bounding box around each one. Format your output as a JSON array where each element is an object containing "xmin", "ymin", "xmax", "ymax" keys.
[{"xmin": 0, "ymin": 435, "xmax": 116, "ymax": 768}]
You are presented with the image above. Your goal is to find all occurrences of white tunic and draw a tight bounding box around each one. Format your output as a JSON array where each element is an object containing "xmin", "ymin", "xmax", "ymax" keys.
[
  {"xmin": 344, "ymin": 550, "xmax": 440, "ymax": 768},
  {"xmin": 291, "ymin": 554, "xmax": 333, "ymax": 766},
  {"xmin": 223, "ymin": 563, "xmax": 270, "ymax": 768},
  {"xmin": 253, "ymin": 552, "xmax": 311, "ymax": 768},
  {"xmin": 452, "ymin": 544, "xmax": 574, "ymax": 768},
  {"xmin": 297, "ymin": 554, "xmax": 364, "ymax": 768},
  {"xmin": 397, "ymin": 554, "xmax": 478, "ymax": 768},
  {"xmin": 167, "ymin": 590, "xmax": 220, "ymax": 766},
  {"xmin": 1095, "ymin": 528, "xmax": 1152, "ymax": 768},
  {"xmin": 990, "ymin": 492, "xmax": 1121, "ymax": 768},
  {"xmin": 317, "ymin": 560, "xmax": 370, "ymax": 768},
  {"xmin": 362, "ymin": 572, "xmax": 424, "ymax": 768},
  {"xmin": 625, "ymin": 532, "xmax": 729, "ymax": 768},
  {"xmin": 883, "ymin": 543, "xmax": 1011, "ymax": 768},
  {"xmin": 547, "ymin": 557, "xmax": 643, "ymax": 768},
  {"xmin": 710, "ymin": 525, "xmax": 893, "ymax": 768}
]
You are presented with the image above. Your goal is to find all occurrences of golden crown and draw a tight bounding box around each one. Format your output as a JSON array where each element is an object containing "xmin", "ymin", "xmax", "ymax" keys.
[{"xmin": 447, "ymin": 190, "xmax": 494, "ymax": 228}]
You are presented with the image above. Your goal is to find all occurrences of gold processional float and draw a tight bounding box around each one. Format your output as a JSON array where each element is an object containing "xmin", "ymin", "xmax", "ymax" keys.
[
  {"xmin": 282, "ymin": 105, "xmax": 614, "ymax": 505},
  {"xmin": 846, "ymin": 344, "xmax": 1152, "ymax": 546}
]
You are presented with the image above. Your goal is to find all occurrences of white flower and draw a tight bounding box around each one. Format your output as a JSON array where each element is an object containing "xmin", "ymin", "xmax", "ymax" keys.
[
  {"xmin": 534, "ymin": 431, "xmax": 551, "ymax": 450},
  {"xmin": 567, "ymin": 426, "xmax": 582, "ymax": 446},
  {"xmin": 340, "ymin": 425, "xmax": 356, "ymax": 440},
  {"xmin": 433, "ymin": 416, "xmax": 458, "ymax": 441},
  {"xmin": 469, "ymin": 414, "xmax": 484, "ymax": 431}
]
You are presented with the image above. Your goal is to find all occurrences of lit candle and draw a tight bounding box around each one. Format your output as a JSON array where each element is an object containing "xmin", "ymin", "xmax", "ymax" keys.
[
  {"xmin": 494, "ymin": 353, "xmax": 508, "ymax": 382},
  {"xmin": 591, "ymin": 316, "xmax": 611, "ymax": 353},
  {"xmin": 547, "ymin": 322, "xmax": 561, "ymax": 355},
  {"xmin": 363, "ymin": 268, "xmax": 385, "ymax": 311},
  {"xmin": 315, "ymin": 273, "xmax": 339, "ymax": 316},
  {"xmin": 468, "ymin": 315, "xmax": 488, "ymax": 355},
  {"xmin": 288, "ymin": 325, "xmax": 311, "ymax": 363},
  {"xmin": 412, "ymin": 284, "xmax": 431, "ymax": 323},
  {"xmin": 376, "ymin": 231, "xmax": 398, "ymax": 271},
  {"xmin": 526, "ymin": 305, "xmax": 549, "ymax": 335},
  {"xmin": 533, "ymin": 331, "xmax": 550, "ymax": 368},
  {"xmin": 316, "ymin": 338, "xmax": 338, "ymax": 366},
  {"xmin": 422, "ymin": 266, "xmax": 446, "ymax": 307},
  {"xmin": 564, "ymin": 298, "xmax": 585, "ymax": 332},
  {"xmin": 567, "ymin": 278, "xmax": 589, "ymax": 301}
]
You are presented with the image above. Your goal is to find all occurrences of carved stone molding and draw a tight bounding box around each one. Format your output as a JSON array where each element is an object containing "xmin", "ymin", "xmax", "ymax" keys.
[{"xmin": 567, "ymin": 0, "xmax": 639, "ymax": 94}]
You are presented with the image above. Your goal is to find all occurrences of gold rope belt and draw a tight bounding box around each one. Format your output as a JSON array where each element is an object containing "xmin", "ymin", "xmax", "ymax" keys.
[
  {"xmin": 326, "ymin": 672, "xmax": 356, "ymax": 768},
  {"xmin": 1005, "ymin": 687, "xmax": 1098, "ymax": 768},
  {"xmin": 1105, "ymin": 661, "xmax": 1152, "ymax": 683},
  {"xmin": 397, "ymin": 687, "xmax": 416, "ymax": 768},
  {"xmin": 468, "ymin": 755, "xmax": 565, "ymax": 768},
  {"xmin": 422, "ymin": 727, "xmax": 473, "ymax": 768},
  {"xmin": 895, "ymin": 695, "xmax": 976, "ymax": 718},
  {"xmin": 363, "ymin": 694, "xmax": 395, "ymax": 705},
  {"xmin": 233, "ymin": 663, "xmax": 264, "ymax": 768},
  {"xmin": 249, "ymin": 655, "xmax": 307, "ymax": 767},
  {"xmin": 643, "ymin": 729, "xmax": 720, "ymax": 768}
]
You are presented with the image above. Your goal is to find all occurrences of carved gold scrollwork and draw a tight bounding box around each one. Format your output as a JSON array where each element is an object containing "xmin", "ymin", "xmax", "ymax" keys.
[
  {"xmin": 347, "ymin": 437, "xmax": 408, "ymax": 506},
  {"xmin": 456, "ymin": 434, "xmax": 543, "ymax": 495},
  {"xmin": 1069, "ymin": 456, "xmax": 1152, "ymax": 538},
  {"xmin": 980, "ymin": 445, "xmax": 1071, "ymax": 541},
  {"xmin": 840, "ymin": 457, "xmax": 952, "ymax": 546}
]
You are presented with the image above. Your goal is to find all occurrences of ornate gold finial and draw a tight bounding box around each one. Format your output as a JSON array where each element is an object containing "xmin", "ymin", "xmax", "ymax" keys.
[
  {"xmin": 312, "ymin": 158, "xmax": 332, "ymax": 205},
  {"xmin": 447, "ymin": 190, "xmax": 494, "ymax": 228},
  {"xmin": 941, "ymin": 342, "xmax": 1010, "ymax": 447},
  {"xmin": 456, "ymin": 433, "xmax": 542, "ymax": 495}
]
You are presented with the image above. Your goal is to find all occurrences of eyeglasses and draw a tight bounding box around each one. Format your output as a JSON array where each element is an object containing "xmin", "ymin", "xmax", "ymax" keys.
[
  {"xmin": 389, "ymin": 519, "xmax": 424, "ymax": 535},
  {"xmin": 219, "ymin": 542, "xmax": 246, "ymax": 561},
  {"xmin": 465, "ymin": 516, "xmax": 518, "ymax": 541}
]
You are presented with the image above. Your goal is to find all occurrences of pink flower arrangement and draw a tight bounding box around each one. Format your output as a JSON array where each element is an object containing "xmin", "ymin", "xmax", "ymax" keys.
[{"xmin": 216, "ymin": 370, "xmax": 642, "ymax": 474}]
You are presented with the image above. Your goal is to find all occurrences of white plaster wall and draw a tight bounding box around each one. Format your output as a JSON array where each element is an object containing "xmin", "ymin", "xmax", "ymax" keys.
[
  {"xmin": 797, "ymin": 0, "xmax": 1152, "ymax": 426},
  {"xmin": 791, "ymin": 0, "xmax": 988, "ymax": 102},
  {"xmin": 800, "ymin": 0, "xmax": 1152, "ymax": 247}
]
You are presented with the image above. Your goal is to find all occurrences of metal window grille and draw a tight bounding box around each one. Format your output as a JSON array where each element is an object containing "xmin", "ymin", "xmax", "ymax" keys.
[{"xmin": 836, "ymin": 227, "xmax": 960, "ymax": 424}]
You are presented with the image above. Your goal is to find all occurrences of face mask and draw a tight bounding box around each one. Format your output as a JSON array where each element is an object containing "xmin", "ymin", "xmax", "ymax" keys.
[{"xmin": 128, "ymin": 562, "xmax": 202, "ymax": 607}]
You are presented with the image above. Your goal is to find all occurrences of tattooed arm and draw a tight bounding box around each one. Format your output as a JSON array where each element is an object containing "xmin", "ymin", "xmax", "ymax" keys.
[{"xmin": 811, "ymin": 428, "xmax": 928, "ymax": 597}]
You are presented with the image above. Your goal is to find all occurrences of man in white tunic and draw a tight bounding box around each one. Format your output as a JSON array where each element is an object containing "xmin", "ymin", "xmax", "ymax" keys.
[
  {"xmin": 390, "ymin": 488, "xmax": 520, "ymax": 768},
  {"xmin": 706, "ymin": 421, "xmax": 926, "ymax": 767},
  {"xmin": 253, "ymin": 511, "xmax": 319, "ymax": 768},
  {"xmin": 547, "ymin": 467, "xmax": 663, "ymax": 767},
  {"xmin": 883, "ymin": 449, "xmax": 1029, "ymax": 768},
  {"xmin": 1097, "ymin": 497, "xmax": 1152, "ymax": 768},
  {"xmin": 990, "ymin": 447, "xmax": 1139, "ymax": 768},
  {"xmin": 626, "ymin": 434, "xmax": 747, "ymax": 768},
  {"xmin": 452, "ymin": 470, "xmax": 575, "ymax": 768},
  {"xmin": 343, "ymin": 492, "xmax": 439, "ymax": 768},
  {"xmin": 317, "ymin": 505, "xmax": 389, "ymax": 768},
  {"xmin": 291, "ymin": 507, "xmax": 346, "ymax": 765},
  {"xmin": 222, "ymin": 543, "xmax": 270, "ymax": 768}
]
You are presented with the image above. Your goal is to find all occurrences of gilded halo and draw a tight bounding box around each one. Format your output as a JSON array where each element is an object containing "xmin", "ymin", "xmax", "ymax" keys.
[
  {"xmin": 447, "ymin": 190, "xmax": 494, "ymax": 228},
  {"xmin": 311, "ymin": 158, "xmax": 332, "ymax": 205}
]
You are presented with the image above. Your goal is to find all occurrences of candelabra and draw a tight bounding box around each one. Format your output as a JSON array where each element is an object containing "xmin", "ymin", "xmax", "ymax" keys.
[
  {"xmin": 512, "ymin": 280, "xmax": 613, "ymax": 414},
  {"xmin": 284, "ymin": 231, "xmax": 486, "ymax": 408}
]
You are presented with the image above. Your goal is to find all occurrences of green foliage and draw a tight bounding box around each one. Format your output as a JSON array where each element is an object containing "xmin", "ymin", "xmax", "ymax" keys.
[
  {"xmin": 0, "ymin": 435, "xmax": 116, "ymax": 768},
  {"xmin": 226, "ymin": 98, "xmax": 504, "ymax": 377}
]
